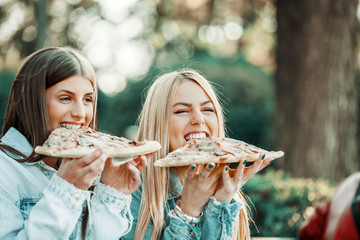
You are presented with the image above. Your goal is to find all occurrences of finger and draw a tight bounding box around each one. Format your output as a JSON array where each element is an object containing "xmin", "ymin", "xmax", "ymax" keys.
[
  {"xmin": 132, "ymin": 155, "xmax": 147, "ymax": 172},
  {"xmin": 234, "ymin": 159, "xmax": 245, "ymax": 183},
  {"xmin": 249, "ymin": 154, "xmax": 265, "ymax": 172},
  {"xmin": 132, "ymin": 155, "xmax": 144, "ymax": 165},
  {"xmin": 84, "ymin": 152, "xmax": 108, "ymax": 175},
  {"xmin": 185, "ymin": 164, "xmax": 198, "ymax": 180},
  {"xmin": 126, "ymin": 162, "xmax": 141, "ymax": 181},
  {"xmin": 209, "ymin": 164, "xmax": 223, "ymax": 179},
  {"xmin": 257, "ymin": 158, "xmax": 272, "ymax": 172},
  {"xmin": 222, "ymin": 165, "xmax": 231, "ymax": 184},
  {"xmin": 78, "ymin": 148, "xmax": 105, "ymax": 166},
  {"xmin": 60, "ymin": 157, "xmax": 72, "ymax": 165},
  {"xmin": 104, "ymin": 157, "xmax": 113, "ymax": 167},
  {"xmin": 198, "ymin": 163, "xmax": 215, "ymax": 181},
  {"xmin": 242, "ymin": 155, "xmax": 263, "ymax": 182}
]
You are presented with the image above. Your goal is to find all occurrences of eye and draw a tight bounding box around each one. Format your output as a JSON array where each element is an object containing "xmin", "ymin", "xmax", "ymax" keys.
[
  {"xmin": 174, "ymin": 110, "xmax": 188, "ymax": 114},
  {"xmin": 59, "ymin": 96, "xmax": 71, "ymax": 102},
  {"xmin": 84, "ymin": 97, "xmax": 94, "ymax": 104},
  {"xmin": 202, "ymin": 108, "xmax": 214, "ymax": 112}
]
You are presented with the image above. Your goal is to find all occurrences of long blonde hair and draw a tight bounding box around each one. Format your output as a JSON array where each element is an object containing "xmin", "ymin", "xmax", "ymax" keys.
[{"xmin": 135, "ymin": 69, "xmax": 251, "ymax": 239}]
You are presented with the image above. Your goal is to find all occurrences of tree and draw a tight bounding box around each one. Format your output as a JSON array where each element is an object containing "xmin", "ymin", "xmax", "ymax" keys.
[
  {"xmin": 275, "ymin": 0, "xmax": 359, "ymax": 180},
  {"xmin": 0, "ymin": 0, "xmax": 100, "ymax": 68}
]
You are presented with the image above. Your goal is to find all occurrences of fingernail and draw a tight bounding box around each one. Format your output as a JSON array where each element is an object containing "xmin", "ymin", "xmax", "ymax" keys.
[
  {"xmin": 262, "ymin": 154, "xmax": 266, "ymax": 160},
  {"xmin": 243, "ymin": 159, "xmax": 247, "ymax": 166},
  {"xmin": 225, "ymin": 166, "xmax": 228, "ymax": 171},
  {"xmin": 191, "ymin": 165, "xmax": 196, "ymax": 170},
  {"xmin": 209, "ymin": 163, "xmax": 214, "ymax": 169},
  {"xmin": 270, "ymin": 159, "xmax": 275, "ymax": 164}
]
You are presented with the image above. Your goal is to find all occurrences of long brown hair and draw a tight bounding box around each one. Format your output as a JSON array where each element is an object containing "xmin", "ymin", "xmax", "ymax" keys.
[
  {"xmin": 1, "ymin": 47, "xmax": 97, "ymax": 162},
  {"xmin": 135, "ymin": 69, "xmax": 251, "ymax": 239}
]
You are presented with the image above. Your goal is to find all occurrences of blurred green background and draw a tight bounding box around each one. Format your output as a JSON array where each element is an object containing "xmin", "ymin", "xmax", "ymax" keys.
[{"xmin": 0, "ymin": 0, "xmax": 359, "ymax": 237}]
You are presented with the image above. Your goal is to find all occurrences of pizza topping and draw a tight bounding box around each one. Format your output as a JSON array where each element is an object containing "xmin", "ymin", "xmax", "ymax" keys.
[{"xmin": 130, "ymin": 139, "xmax": 147, "ymax": 146}]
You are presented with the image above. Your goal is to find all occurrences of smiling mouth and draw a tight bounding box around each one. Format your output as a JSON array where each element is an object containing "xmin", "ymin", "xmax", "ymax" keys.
[
  {"xmin": 60, "ymin": 123, "xmax": 82, "ymax": 130},
  {"xmin": 185, "ymin": 132, "xmax": 208, "ymax": 141}
]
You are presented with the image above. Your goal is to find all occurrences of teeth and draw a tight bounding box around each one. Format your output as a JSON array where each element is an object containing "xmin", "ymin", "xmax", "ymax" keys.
[
  {"xmin": 60, "ymin": 123, "xmax": 81, "ymax": 130},
  {"xmin": 185, "ymin": 133, "xmax": 207, "ymax": 141}
]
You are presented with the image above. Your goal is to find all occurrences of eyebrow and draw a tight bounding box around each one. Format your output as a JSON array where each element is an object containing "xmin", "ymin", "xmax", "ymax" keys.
[
  {"xmin": 56, "ymin": 90, "xmax": 94, "ymax": 95},
  {"xmin": 173, "ymin": 100, "xmax": 213, "ymax": 107}
]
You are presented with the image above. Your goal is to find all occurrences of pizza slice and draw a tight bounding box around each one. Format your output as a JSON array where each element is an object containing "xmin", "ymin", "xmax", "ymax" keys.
[
  {"xmin": 35, "ymin": 126, "xmax": 161, "ymax": 160},
  {"xmin": 154, "ymin": 137, "xmax": 283, "ymax": 167}
]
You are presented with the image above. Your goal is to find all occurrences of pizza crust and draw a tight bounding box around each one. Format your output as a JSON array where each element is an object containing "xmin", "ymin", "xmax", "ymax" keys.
[
  {"xmin": 35, "ymin": 140, "xmax": 161, "ymax": 158},
  {"xmin": 154, "ymin": 150, "xmax": 284, "ymax": 167}
]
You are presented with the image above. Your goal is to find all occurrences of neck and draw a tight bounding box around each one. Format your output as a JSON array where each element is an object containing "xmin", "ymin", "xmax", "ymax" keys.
[{"xmin": 43, "ymin": 156, "xmax": 59, "ymax": 169}]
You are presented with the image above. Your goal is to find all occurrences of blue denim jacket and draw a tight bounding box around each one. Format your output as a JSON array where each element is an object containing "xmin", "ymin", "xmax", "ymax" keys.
[
  {"xmin": 122, "ymin": 170, "xmax": 242, "ymax": 240},
  {"xmin": 0, "ymin": 127, "xmax": 133, "ymax": 240}
]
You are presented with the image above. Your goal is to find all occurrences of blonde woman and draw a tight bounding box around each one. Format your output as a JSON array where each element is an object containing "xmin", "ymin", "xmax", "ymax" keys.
[{"xmin": 121, "ymin": 69, "xmax": 272, "ymax": 239}]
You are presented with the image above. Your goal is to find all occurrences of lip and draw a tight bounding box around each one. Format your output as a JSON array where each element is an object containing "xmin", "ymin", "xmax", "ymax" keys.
[{"xmin": 184, "ymin": 130, "xmax": 210, "ymax": 140}]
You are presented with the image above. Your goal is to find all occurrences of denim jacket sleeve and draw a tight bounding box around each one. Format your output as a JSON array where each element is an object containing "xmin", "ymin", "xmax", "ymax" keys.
[
  {"xmin": 162, "ymin": 210, "xmax": 203, "ymax": 239},
  {"xmin": 89, "ymin": 180, "xmax": 132, "ymax": 239},
  {"xmin": 0, "ymin": 174, "xmax": 89, "ymax": 239},
  {"xmin": 0, "ymin": 174, "xmax": 132, "ymax": 240},
  {"xmin": 163, "ymin": 197, "xmax": 242, "ymax": 240},
  {"xmin": 200, "ymin": 197, "xmax": 243, "ymax": 240}
]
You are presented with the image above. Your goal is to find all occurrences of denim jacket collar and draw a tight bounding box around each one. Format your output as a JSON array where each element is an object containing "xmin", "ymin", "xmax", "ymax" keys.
[{"xmin": 2, "ymin": 127, "xmax": 33, "ymax": 157}]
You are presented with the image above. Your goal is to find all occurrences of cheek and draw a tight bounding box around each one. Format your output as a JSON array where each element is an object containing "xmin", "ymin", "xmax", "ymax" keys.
[
  {"xmin": 169, "ymin": 117, "xmax": 185, "ymax": 151},
  {"xmin": 170, "ymin": 117, "xmax": 184, "ymax": 136},
  {"xmin": 208, "ymin": 116, "xmax": 219, "ymax": 135},
  {"xmin": 85, "ymin": 105, "xmax": 94, "ymax": 124},
  {"xmin": 47, "ymin": 102, "xmax": 60, "ymax": 125}
]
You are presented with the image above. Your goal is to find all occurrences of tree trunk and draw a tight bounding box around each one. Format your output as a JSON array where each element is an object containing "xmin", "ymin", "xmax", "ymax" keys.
[
  {"xmin": 22, "ymin": 0, "xmax": 47, "ymax": 57},
  {"xmin": 275, "ymin": 0, "xmax": 359, "ymax": 180}
]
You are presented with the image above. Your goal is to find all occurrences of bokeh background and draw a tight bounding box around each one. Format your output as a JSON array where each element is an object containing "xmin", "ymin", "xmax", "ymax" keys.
[{"xmin": 0, "ymin": 0, "xmax": 359, "ymax": 237}]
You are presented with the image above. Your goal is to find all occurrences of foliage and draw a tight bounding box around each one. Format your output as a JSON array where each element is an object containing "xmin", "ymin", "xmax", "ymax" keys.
[
  {"xmin": 0, "ymin": 0, "xmax": 101, "ymax": 66},
  {"xmin": 243, "ymin": 169, "xmax": 336, "ymax": 237},
  {"xmin": 96, "ymin": 50, "xmax": 276, "ymax": 150}
]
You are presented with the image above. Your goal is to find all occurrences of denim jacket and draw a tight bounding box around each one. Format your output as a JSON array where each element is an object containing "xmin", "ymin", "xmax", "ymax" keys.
[
  {"xmin": 0, "ymin": 127, "xmax": 133, "ymax": 240},
  {"xmin": 121, "ymin": 170, "xmax": 242, "ymax": 240}
]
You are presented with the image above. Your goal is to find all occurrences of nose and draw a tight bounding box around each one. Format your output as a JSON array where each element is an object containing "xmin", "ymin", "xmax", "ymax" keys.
[
  {"xmin": 71, "ymin": 101, "xmax": 86, "ymax": 120},
  {"xmin": 190, "ymin": 109, "xmax": 205, "ymax": 125}
]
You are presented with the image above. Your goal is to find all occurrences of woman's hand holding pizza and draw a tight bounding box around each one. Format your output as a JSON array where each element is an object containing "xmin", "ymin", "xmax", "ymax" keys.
[
  {"xmin": 179, "ymin": 163, "xmax": 222, "ymax": 217},
  {"xmin": 214, "ymin": 154, "xmax": 272, "ymax": 202},
  {"xmin": 57, "ymin": 148, "xmax": 108, "ymax": 190},
  {"xmin": 100, "ymin": 155, "xmax": 148, "ymax": 194}
]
